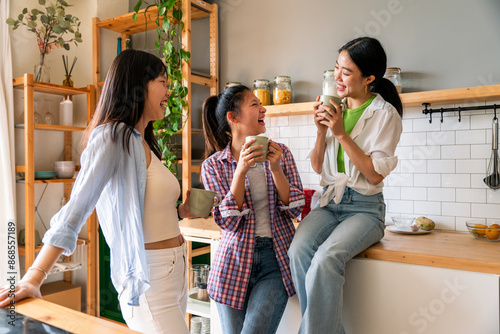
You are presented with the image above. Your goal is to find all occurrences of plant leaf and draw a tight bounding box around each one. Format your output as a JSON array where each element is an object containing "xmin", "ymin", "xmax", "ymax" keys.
[
  {"xmin": 133, "ymin": 0, "xmax": 142, "ymax": 13},
  {"xmin": 27, "ymin": 21, "xmax": 37, "ymax": 28},
  {"xmin": 46, "ymin": 7, "xmax": 55, "ymax": 15},
  {"xmin": 6, "ymin": 18, "xmax": 15, "ymax": 26},
  {"xmin": 63, "ymin": 43, "xmax": 70, "ymax": 50},
  {"xmin": 22, "ymin": 8, "xmax": 28, "ymax": 14}
]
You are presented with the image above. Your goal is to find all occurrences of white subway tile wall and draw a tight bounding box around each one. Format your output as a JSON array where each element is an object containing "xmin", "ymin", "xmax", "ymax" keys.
[{"xmin": 264, "ymin": 99, "xmax": 500, "ymax": 232}]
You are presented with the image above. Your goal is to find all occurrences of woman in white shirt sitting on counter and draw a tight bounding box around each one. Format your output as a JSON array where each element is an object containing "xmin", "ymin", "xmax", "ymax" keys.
[
  {"xmin": 0, "ymin": 49, "xmax": 200, "ymax": 334},
  {"xmin": 288, "ymin": 36, "xmax": 403, "ymax": 334}
]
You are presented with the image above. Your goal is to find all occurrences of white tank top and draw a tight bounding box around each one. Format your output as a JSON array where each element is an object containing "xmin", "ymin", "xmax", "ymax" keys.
[{"xmin": 142, "ymin": 152, "xmax": 181, "ymax": 243}]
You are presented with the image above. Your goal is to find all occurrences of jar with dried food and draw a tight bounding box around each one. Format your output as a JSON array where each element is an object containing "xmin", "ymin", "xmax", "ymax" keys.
[
  {"xmin": 383, "ymin": 67, "xmax": 402, "ymax": 93},
  {"xmin": 273, "ymin": 76, "xmax": 292, "ymax": 105},
  {"xmin": 253, "ymin": 79, "xmax": 271, "ymax": 106},
  {"xmin": 225, "ymin": 81, "xmax": 242, "ymax": 89}
]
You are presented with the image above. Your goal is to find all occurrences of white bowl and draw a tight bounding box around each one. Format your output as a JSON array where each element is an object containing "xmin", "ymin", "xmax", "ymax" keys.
[
  {"xmin": 54, "ymin": 164, "xmax": 75, "ymax": 179},
  {"xmin": 391, "ymin": 216, "xmax": 415, "ymax": 228},
  {"xmin": 53, "ymin": 161, "xmax": 75, "ymax": 166}
]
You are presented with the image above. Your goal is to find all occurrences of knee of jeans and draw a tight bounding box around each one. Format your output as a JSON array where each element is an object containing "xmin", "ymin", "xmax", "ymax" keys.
[{"xmin": 311, "ymin": 247, "xmax": 348, "ymax": 272}]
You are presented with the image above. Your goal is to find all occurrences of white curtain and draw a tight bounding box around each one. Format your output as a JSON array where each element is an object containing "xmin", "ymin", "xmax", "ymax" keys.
[{"xmin": 0, "ymin": 0, "xmax": 19, "ymax": 285}]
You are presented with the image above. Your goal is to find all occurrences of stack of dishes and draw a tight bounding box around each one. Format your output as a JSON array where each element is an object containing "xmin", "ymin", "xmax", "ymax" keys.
[{"xmin": 53, "ymin": 161, "xmax": 75, "ymax": 179}]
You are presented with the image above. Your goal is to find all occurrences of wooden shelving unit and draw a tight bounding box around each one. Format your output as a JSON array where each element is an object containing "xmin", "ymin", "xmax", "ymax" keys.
[
  {"xmin": 13, "ymin": 73, "xmax": 97, "ymax": 316},
  {"xmin": 264, "ymin": 84, "xmax": 500, "ymax": 117}
]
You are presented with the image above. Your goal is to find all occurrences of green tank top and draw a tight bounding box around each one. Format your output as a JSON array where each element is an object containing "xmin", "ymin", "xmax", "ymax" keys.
[{"xmin": 337, "ymin": 96, "xmax": 375, "ymax": 173}]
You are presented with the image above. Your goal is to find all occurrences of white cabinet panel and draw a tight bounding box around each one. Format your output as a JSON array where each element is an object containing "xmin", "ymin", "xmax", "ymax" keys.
[{"xmin": 277, "ymin": 258, "xmax": 499, "ymax": 334}]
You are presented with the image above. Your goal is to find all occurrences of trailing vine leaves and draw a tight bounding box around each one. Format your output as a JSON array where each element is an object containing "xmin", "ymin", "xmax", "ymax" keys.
[{"xmin": 133, "ymin": 0, "xmax": 190, "ymax": 174}]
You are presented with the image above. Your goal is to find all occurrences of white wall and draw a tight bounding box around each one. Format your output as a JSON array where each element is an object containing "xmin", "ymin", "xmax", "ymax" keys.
[{"xmin": 215, "ymin": 0, "xmax": 500, "ymax": 95}]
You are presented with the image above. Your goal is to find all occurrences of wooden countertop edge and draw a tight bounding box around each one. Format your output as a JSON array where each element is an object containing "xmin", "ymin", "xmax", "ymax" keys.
[
  {"xmin": 356, "ymin": 248, "xmax": 500, "ymax": 275},
  {"xmin": 14, "ymin": 298, "xmax": 139, "ymax": 333}
]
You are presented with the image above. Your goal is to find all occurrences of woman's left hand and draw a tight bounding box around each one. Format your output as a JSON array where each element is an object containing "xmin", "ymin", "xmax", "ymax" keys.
[
  {"xmin": 178, "ymin": 190, "xmax": 205, "ymax": 219},
  {"xmin": 319, "ymin": 100, "xmax": 346, "ymax": 138},
  {"xmin": 267, "ymin": 140, "xmax": 282, "ymax": 172}
]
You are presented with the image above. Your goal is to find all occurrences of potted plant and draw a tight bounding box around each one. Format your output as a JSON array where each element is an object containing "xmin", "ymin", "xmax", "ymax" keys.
[
  {"xmin": 133, "ymin": 0, "xmax": 191, "ymax": 173},
  {"xmin": 6, "ymin": 0, "xmax": 82, "ymax": 83}
]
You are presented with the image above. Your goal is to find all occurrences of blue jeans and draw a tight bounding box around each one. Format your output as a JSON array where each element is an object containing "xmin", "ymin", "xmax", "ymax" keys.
[
  {"xmin": 216, "ymin": 237, "xmax": 288, "ymax": 334},
  {"xmin": 288, "ymin": 188, "xmax": 386, "ymax": 334}
]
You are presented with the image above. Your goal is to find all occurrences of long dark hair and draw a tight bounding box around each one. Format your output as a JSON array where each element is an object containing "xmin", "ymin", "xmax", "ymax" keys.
[
  {"xmin": 202, "ymin": 85, "xmax": 251, "ymax": 158},
  {"xmin": 339, "ymin": 37, "xmax": 403, "ymax": 117},
  {"xmin": 83, "ymin": 49, "xmax": 165, "ymax": 158}
]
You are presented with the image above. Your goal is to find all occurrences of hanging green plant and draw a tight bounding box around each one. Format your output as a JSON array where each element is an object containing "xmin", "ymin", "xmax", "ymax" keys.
[{"xmin": 133, "ymin": 0, "xmax": 190, "ymax": 174}]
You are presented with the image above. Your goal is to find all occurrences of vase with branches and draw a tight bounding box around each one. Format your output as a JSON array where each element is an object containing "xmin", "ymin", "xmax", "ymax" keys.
[
  {"xmin": 133, "ymin": 0, "xmax": 190, "ymax": 174},
  {"xmin": 6, "ymin": 0, "xmax": 82, "ymax": 82}
]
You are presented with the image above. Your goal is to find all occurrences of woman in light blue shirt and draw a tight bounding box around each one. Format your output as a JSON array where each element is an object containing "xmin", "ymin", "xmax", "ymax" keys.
[{"xmin": 0, "ymin": 50, "xmax": 197, "ymax": 334}]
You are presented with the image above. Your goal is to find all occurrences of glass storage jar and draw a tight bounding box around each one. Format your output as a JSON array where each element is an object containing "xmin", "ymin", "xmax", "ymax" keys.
[
  {"xmin": 273, "ymin": 76, "xmax": 292, "ymax": 105},
  {"xmin": 225, "ymin": 82, "xmax": 241, "ymax": 89},
  {"xmin": 253, "ymin": 79, "xmax": 271, "ymax": 106},
  {"xmin": 383, "ymin": 67, "xmax": 402, "ymax": 93},
  {"xmin": 322, "ymin": 69, "xmax": 337, "ymax": 95}
]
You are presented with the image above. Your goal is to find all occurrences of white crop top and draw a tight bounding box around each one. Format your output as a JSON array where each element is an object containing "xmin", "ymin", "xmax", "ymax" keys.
[{"xmin": 142, "ymin": 152, "xmax": 181, "ymax": 243}]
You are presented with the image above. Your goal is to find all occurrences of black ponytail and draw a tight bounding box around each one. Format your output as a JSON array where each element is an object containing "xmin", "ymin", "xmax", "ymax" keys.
[
  {"xmin": 202, "ymin": 85, "xmax": 251, "ymax": 158},
  {"xmin": 372, "ymin": 77, "xmax": 403, "ymax": 116},
  {"xmin": 339, "ymin": 37, "xmax": 403, "ymax": 117}
]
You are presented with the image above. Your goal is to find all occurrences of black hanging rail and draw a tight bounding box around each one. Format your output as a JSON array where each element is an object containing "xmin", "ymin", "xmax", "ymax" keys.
[{"xmin": 422, "ymin": 103, "xmax": 498, "ymax": 123}]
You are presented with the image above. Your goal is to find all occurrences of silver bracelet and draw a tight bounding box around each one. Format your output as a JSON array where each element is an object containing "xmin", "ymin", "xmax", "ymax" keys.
[{"xmin": 28, "ymin": 266, "xmax": 48, "ymax": 280}]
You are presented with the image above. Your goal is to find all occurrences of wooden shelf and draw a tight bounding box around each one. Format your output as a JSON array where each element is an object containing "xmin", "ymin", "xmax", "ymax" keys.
[
  {"xmin": 18, "ymin": 239, "xmax": 89, "ymax": 256},
  {"xmin": 13, "ymin": 77, "xmax": 91, "ymax": 96},
  {"xmin": 15, "ymin": 73, "xmax": 97, "ymax": 316},
  {"xmin": 264, "ymin": 84, "xmax": 500, "ymax": 117},
  {"xmin": 14, "ymin": 124, "xmax": 87, "ymax": 131},
  {"xmin": 95, "ymin": 0, "xmax": 213, "ymax": 35},
  {"xmin": 16, "ymin": 178, "xmax": 76, "ymax": 184}
]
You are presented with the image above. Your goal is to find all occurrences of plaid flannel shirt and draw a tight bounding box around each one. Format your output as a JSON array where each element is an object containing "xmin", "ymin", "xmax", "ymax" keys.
[{"xmin": 201, "ymin": 142, "xmax": 305, "ymax": 309}]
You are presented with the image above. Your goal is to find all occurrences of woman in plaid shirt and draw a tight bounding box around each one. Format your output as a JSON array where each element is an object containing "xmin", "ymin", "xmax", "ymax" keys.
[{"xmin": 201, "ymin": 85, "xmax": 305, "ymax": 334}]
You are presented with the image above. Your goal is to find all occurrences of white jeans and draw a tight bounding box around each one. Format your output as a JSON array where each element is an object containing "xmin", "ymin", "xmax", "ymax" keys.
[{"xmin": 118, "ymin": 243, "xmax": 188, "ymax": 334}]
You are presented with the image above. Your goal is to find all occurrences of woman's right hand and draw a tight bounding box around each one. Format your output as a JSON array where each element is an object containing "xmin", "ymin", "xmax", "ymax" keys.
[
  {"xmin": 313, "ymin": 96, "xmax": 328, "ymax": 133},
  {"xmin": 0, "ymin": 276, "xmax": 43, "ymax": 308},
  {"xmin": 235, "ymin": 138, "xmax": 265, "ymax": 174}
]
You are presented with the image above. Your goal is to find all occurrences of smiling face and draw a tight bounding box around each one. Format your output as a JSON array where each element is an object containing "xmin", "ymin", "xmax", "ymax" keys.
[
  {"xmin": 143, "ymin": 73, "xmax": 171, "ymax": 123},
  {"xmin": 230, "ymin": 90, "xmax": 267, "ymax": 137},
  {"xmin": 334, "ymin": 50, "xmax": 374, "ymax": 104}
]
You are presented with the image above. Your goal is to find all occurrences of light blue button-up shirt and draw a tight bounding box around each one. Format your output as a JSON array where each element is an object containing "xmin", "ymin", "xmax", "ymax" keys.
[{"xmin": 43, "ymin": 123, "xmax": 149, "ymax": 306}]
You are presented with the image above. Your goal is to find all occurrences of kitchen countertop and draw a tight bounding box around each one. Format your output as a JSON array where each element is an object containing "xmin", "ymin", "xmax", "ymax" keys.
[
  {"xmin": 7, "ymin": 298, "xmax": 138, "ymax": 333},
  {"xmin": 180, "ymin": 218, "xmax": 500, "ymax": 275}
]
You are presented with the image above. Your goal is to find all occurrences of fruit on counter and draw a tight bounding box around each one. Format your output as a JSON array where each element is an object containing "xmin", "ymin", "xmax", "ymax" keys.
[
  {"xmin": 473, "ymin": 224, "xmax": 488, "ymax": 237},
  {"xmin": 415, "ymin": 216, "xmax": 435, "ymax": 231},
  {"xmin": 485, "ymin": 224, "xmax": 500, "ymax": 240}
]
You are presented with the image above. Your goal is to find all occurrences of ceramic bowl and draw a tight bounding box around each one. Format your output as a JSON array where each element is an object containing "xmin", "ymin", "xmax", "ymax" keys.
[{"xmin": 391, "ymin": 216, "xmax": 415, "ymax": 228}]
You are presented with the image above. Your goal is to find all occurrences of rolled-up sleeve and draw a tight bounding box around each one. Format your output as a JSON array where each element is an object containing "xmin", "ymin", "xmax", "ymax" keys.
[
  {"xmin": 368, "ymin": 110, "xmax": 402, "ymax": 178},
  {"xmin": 42, "ymin": 128, "xmax": 120, "ymax": 255},
  {"xmin": 201, "ymin": 159, "xmax": 250, "ymax": 232}
]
